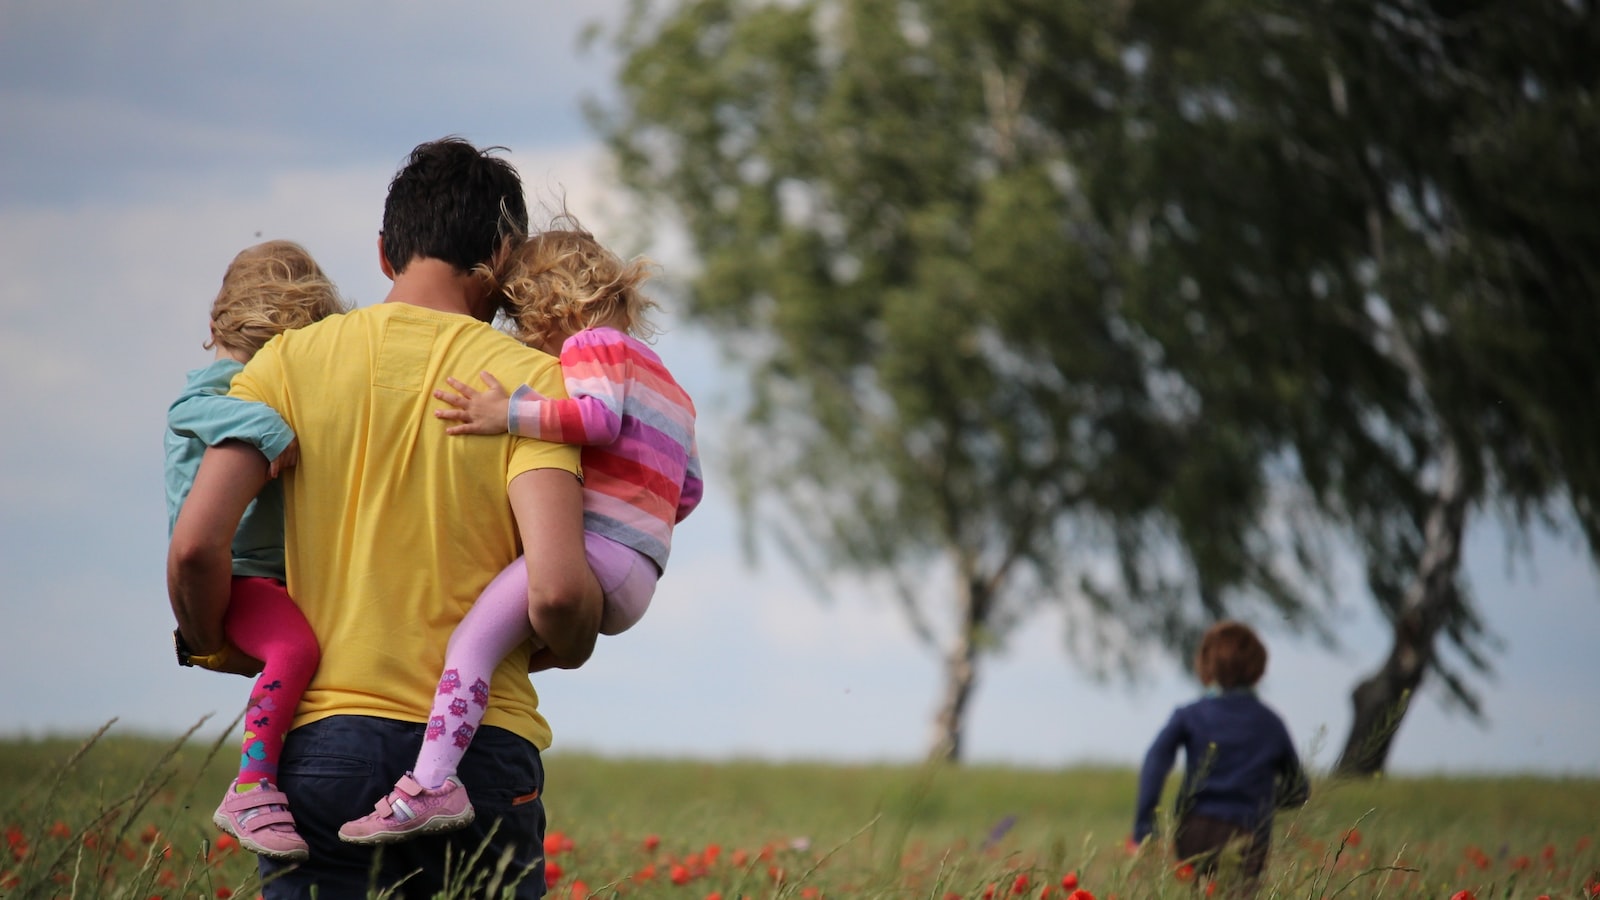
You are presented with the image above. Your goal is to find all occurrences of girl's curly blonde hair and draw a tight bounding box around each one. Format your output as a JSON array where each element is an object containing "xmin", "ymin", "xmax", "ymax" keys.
[
  {"xmin": 206, "ymin": 240, "xmax": 346, "ymax": 358},
  {"xmin": 488, "ymin": 216, "xmax": 659, "ymax": 351}
]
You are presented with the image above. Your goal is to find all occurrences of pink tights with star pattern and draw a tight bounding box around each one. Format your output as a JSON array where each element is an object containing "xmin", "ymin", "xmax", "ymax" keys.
[{"xmin": 224, "ymin": 576, "xmax": 319, "ymax": 791}]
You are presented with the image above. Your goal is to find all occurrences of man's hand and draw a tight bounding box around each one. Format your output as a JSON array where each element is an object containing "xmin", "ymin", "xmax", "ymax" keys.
[
  {"xmin": 434, "ymin": 372, "xmax": 513, "ymax": 435},
  {"xmin": 182, "ymin": 635, "xmax": 265, "ymax": 677},
  {"xmin": 267, "ymin": 437, "xmax": 299, "ymax": 479}
]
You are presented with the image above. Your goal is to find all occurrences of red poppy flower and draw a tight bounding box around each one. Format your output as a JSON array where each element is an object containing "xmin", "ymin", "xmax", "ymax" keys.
[
  {"xmin": 1061, "ymin": 872, "xmax": 1079, "ymax": 890},
  {"xmin": 1066, "ymin": 890, "xmax": 1095, "ymax": 900},
  {"xmin": 671, "ymin": 864, "xmax": 690, "ymax": 885},
  {"xmin": 1012, "ymin": 874, "xmax": 1031, "ymax": 894},
  {"xmin": 1449, "ymin": 891, "xmax": 1476, "ymax": 900},
  {"xmin": 1464, "ymin": 846, "xmax": 1490, "ymax": 870},
  {"xmin": 544, "ymin": 860, "xmax": 563, "ymax": 884},
  {"xmin": 1174, "ymin": 864, "xmax": 1196, "ymax": 883},
  {"xmin": 644, "ymin": 834, "xmax": 662, "ymax": 851}
]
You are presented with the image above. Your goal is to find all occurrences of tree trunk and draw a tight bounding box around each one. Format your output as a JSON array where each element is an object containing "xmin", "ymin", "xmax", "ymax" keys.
[
  {"xmin": 1335, "ymin": 442, "xmax": 1469, "ymax": 776},
  {"xmin": 927, "ymin": 576, "xmax": 987, "ymax": 762}
]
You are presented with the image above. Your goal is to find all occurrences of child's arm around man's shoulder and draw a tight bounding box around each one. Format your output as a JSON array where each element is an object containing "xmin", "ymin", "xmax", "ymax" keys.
[{"xmin": 170, "ymin": 363, "xmax": 297, "ymax": 476}]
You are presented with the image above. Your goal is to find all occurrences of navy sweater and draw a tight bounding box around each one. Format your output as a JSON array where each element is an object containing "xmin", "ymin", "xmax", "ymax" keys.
[{"xmin": 1132, "ymin": 690, "xmax": 1309, "ymax": 842}]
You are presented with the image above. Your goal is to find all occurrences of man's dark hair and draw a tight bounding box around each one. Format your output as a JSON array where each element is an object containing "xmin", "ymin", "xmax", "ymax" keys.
[{"xmin": 381, "ymin": 137, "xmax": 529, "ymax": 275}]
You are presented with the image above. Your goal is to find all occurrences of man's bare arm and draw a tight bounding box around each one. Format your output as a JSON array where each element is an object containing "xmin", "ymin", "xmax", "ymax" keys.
[
  {"xmin": 168, "ymin": 441, "xmax": 269, "ymax": 656},
  {"xmin": 509, "ymin": 467, "xmax": 602, "ymax": 667}
]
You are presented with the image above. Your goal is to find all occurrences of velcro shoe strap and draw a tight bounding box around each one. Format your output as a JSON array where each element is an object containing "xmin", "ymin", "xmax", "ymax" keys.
[
  {"xmin": 373, "ymin": 776, "xmax": 429, "ymax": 822},
  {"xmin": 239, "ymin": 809, "xmax": 297, "ymax": 832},
  {"xmin": 224, "ymin": 787, "xmax": 290, "ymax": 813}
]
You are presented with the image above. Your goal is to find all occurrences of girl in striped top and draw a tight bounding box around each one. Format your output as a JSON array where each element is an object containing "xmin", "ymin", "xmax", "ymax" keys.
[{"xmin": 339, "ymin": 221, "xmax": 702, "ymax": 845}]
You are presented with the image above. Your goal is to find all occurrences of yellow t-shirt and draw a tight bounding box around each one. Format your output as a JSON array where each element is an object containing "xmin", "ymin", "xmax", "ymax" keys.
[{"xmin": 231, "ymin": 303, "xmax": 580, "ymax": 748}]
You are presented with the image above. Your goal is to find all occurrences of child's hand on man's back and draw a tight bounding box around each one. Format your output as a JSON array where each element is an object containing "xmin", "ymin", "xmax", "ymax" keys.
[{"xmin": 434, "ymin": 372, "xmax": 512, "ymax": 435}]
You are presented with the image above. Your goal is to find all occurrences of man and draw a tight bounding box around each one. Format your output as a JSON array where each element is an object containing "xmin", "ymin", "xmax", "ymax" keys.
[{"xmin": 169, "ymin": 137, "xmax": 602, "ymax": 898}]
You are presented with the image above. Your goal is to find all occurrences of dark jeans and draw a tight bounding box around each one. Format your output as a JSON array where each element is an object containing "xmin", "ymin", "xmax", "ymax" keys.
[
  {"xmin": 1175, "ymin": 813, "xmax": 1269, "ymax": 895},
  {"xmin": 259, "ymin": 715, "xmax": 547, "ymax": 900}
]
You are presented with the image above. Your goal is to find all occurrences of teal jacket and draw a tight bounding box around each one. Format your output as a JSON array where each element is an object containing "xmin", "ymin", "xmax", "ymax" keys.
[{"xmin": 164, "ymin": 358, "xmax": 295, "ymax": 580}]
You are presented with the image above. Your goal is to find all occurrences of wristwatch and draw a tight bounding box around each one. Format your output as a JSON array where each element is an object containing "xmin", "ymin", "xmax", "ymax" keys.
[{"xmin": 174, "ymin": 628, "xmax": 197, "ymax": 667}]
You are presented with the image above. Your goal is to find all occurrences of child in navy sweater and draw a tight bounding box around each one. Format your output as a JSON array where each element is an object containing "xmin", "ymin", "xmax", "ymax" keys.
[{"xmin": 1131, "ymin": 621, "xmax": 1309, "ymax": 893}]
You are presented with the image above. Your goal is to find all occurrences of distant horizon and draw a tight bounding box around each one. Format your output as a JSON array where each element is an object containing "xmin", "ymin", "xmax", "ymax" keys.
[{"xmin": 8, "ymin": 721, "xmax": 1599, "ymax": 782}]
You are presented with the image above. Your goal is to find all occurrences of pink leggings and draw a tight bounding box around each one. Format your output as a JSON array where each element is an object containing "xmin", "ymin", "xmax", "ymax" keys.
[
  {"xmin": 457, "ymin": 531, "xmax": 658, "ymax": 654},
  {"xmin": 410, "ymin": 533, "xmax": 656, "ymax": 787},
  {"xmin": 223, "ymin": 576, "xmax": 320, "ymax": 787}
]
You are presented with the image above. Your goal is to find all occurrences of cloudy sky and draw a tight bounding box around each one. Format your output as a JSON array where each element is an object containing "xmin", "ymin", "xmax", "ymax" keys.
[{"xmin": 2, "ymin": 1, "xmax": 1596, "ymax": 778}]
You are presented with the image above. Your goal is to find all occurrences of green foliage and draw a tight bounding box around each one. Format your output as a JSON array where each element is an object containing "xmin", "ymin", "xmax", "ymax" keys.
[
  {"xmin": 595, "ymin": 0, "xmax": 1335, "ymax": 700},
  {"xmin": 595, "ymin": 0, "xmax": 1600, "ymax": 766}
]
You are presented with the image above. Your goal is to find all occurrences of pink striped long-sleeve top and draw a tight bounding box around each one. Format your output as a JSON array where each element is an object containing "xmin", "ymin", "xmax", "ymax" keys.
[{"xmin": 507, "ymin": 326, "xmax": 702, "ymax": 571}]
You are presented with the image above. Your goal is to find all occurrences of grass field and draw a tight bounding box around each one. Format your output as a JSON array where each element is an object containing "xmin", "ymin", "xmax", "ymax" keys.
[{"xmin": 0, "ymin": 720, "xmax": 1595, "ymax": 899}]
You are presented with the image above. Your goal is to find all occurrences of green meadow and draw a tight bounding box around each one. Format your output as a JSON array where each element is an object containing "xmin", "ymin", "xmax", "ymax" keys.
[{"xmin": 0, "ymin": 721, "xmax": 1594, "ymax": 899}]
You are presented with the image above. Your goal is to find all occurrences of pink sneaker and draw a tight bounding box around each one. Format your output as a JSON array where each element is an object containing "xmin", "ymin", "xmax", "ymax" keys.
[
  {"xmin": 212, "ymin": 779, "xmax": 309, "ymax": 861},
  {"xmin": 338, "ymin": 773, "xmax": 474, "ymax": 845}
]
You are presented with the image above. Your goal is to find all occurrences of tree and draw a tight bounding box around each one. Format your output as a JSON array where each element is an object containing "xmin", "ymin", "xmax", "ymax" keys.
[
  {"xmin": 1085, "ymin": 0, "xmax": 1478, "ymax": 775},
  {"xmin": 1317, "ymin": 0, "xmax": 1600, "ymax": 773},
  {"xmin": 593, "ymin": 0, "xmax": 1600, "ymax": 769},
  {"xmin": 1093, "ymin": 0, "xmax": 1600, "ymax": 773},
  {"xmin": 593, "ymin": 0, "xmax": 1330, "ymax": 760}
]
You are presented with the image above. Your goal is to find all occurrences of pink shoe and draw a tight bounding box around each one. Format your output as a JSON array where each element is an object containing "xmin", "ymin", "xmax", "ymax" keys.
[
  {"xmin": 338, "ymin": 773, "xmax": 474, "ymax": 845},
  {"xmin": 212, "ymin": 779, "xmax": 309, "ymax": 861}
]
